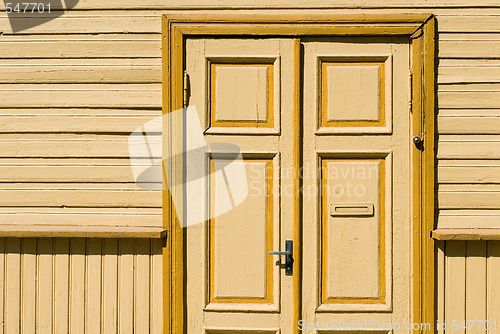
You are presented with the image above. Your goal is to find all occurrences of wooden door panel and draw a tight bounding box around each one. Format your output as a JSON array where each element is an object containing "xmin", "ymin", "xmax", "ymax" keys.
[
  {"xmin": 302, "ymin": 37, "xmax": 411, "ymax": 327},
  {"xmin": 185, "ymin": 38, "xmax": 297, "ymax": 333}
]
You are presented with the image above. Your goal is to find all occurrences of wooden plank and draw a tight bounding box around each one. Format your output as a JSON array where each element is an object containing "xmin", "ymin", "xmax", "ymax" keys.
[
  {"xmin": 150, "ymin": 239, "xmax": 163, "ymax": 334},
  {"xmin": 436, "ymin": 240, "xmax": 445, "ymax": 334},
  {"xmin": 438, "ymin": 66, "xmax": 500, "ymax": 84},
  {"xmin": 438, "ymin": 138, "xmax": 500, "ymax": 159},
  {"xmin": 433, "ymin": 229, "xmax": 500, "ymax": 240},
  {"xmin": 439, "ymin": 91, "xmax": 500, "ymax": 109},
  {"xmin": 439, "ymin": 191, "xmax": 500, "ymax": 209},
  {"xmin": 21, "ymin": 239, "xmax": 36, "ymax": 334},
  {"xmin": 487, "ymin": 241, "xmax": 500, "ymax": 332},
  {"xmin": 438, "ymin": 108, "xmax": 500, "ymax": 116},
  {"xmin": 0, "ymin": 225, "xmax": 166, "ymax": 238},
  {"xmin": 0, "ymin": 12, "xmax": 162, "ymax": 34},
  {"xmin": 135, "ymin": 239, "xmax": 150, "ymax": 333},
  {"xmin": 0, "ymin": 189, "xmax": 160, "ymax": 208},
  {"xmin": 438, "ymin": 116, "xmax": 500, "ymax": 134},
  {"xmin": 0, "ymin": 207, "xmax": 162, "ymax": 227},
  {"xmin": 466, "ymin": 241, "xmax": 487, "ymax": 334},
  {"xmin": 440, "ymin": 40, "xmax": 500, "ymax": 58},
  {"xmin": 0, "ymin": 115, "xmax": 158, "ymax": 133},
  {"xmin": 0, "ymin": 60, "xmax": 161, "ymax": 84},
  {"xmin": 103, "ymin": 239, "xmax": 118, "ymax": 333},
  {"xmin": 438, "ymin": 209, "xmax": 500, "ymax": 229},
  {"xmin": 119, "ymin": 239, "xmax": 134, "ymax": 334},
  {"xmin": 0, "ymin": 108, "xmax": 161, "ymax": 116},
  {"xmin": 5, "ymin": 238, "xmax": 21, "ymax": 334},
  {"xmin": 53, "ymin": 238, "xmax": 69, "ymax": 334},
  {"xmin": 445, "ymin": 241, "xmax": 466, "ymax": 334},
  {"xmin": 0, "ymin": 165, "xmax": 138, "ymax": 182},
  {"xmin": 85, "ymin": 238, "xmax": 102, "ymax": 334},
  {"xmin": 69, "ymin": 238, "xmax": 85, "ymax": 334},
  {"xmin": 0, "ymin": 36, "xmax": 160, "ymax": 59},
  {"xmin": 438, "ymin": 15, "xmax": 500, "ymax": 32},
  {"xmin": 438, "ymin": 164, "xmax": 500, "ymax": 183},
  {"xmin": 36, "ymin": 238, "xmax": 53, "ymax": 333},
  {"xmin": 0, "ymin": 84, "xmax": 161, "ymax": 108},
  {"xmin": 0, "ymin": 138, "xmax": 161, "ymax": 158}
]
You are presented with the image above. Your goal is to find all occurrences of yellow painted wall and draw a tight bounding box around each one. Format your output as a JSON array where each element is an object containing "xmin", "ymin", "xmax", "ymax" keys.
[{"xmin": 0, "ymin": 2, "xmax": 498, "ymax": 332}]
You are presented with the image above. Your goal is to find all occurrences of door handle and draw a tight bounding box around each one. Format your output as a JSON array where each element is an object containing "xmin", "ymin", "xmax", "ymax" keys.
[{"xmin": 269, "ymin": 240, "xmax": 293, "ymax": 276}]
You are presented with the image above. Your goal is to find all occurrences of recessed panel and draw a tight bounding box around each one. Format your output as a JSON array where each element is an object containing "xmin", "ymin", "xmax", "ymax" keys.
[
  {"xmin": 211, "ymin": 63, "xmax": 274, "ymax": 128},
  {"xmin": 321, "ymin": 159, "xmax": 385, "ymax": 304},
  {"xmin": 209, "ymin": 159, "xmax": 274, "ymax": 304},
  {"xmin": 320, "ymin": 60, "xmax": 387, "ymax": 129}
]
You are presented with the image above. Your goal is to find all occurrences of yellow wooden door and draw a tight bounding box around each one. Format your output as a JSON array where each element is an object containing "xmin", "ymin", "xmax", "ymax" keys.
[
  {"xmin": 184, "ymin": 37, "xmax": 299, "ymax": 333},
  {"xmin": 183, "ymin": 35, "xmax": 411, "ymax": 333},
  {"xmin": 301, "ymin": 37, "xmax": 411, "ymax": 331}
]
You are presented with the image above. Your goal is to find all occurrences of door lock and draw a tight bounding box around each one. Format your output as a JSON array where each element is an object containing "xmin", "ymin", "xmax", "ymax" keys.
[{"xmin": 269, "ymin": 240, "xmax": 293, "ymax": 276}]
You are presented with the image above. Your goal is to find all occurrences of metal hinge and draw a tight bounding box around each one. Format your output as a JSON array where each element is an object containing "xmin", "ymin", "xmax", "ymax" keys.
[
  {"xmin": 183, "ymin": 70, "xmax": 190, "ymax": 108},
  {"xmin": 408, "ymin": 71, "xmax": 413, "ymax": 112}
]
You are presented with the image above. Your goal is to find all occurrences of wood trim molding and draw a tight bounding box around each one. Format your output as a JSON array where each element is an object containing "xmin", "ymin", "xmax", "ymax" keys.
[
  {"xmin": 432, "ymin": 229, "xmax": 500, "ymax": 241},
  {"xmin": 162, "ymin": 12, "xmax": 436, "ymax": 334},
  {"xmin": 0, "ymin": 225, "xmax": 166, "ymax": 238}
]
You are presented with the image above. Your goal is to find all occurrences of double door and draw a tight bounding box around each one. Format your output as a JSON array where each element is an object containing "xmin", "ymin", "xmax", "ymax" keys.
[{"xmin": 183, "ymin": 36, "xmax": 411, "ymax": 334}]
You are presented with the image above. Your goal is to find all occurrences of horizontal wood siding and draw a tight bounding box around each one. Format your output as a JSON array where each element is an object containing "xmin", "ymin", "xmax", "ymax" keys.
[{"xmin": 0, "ymin": 11, "xmax": 164, "ymax": 330}]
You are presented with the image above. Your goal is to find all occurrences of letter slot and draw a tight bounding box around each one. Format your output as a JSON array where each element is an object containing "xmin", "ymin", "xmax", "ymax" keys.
[{"xmin": 330, "ymin": 203, "xmax": 374, "ymax": 217}]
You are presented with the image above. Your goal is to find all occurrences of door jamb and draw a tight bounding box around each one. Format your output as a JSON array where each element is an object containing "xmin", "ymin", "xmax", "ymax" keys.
[{"xmin": 162, "ymin": 13, "xmax": 436, "ymax": 334}]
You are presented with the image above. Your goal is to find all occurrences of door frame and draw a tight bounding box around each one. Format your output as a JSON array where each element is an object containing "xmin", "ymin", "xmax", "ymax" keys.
[{"xmin": 162, "ymin": 13, "xmax": 436, "ymax": 334}]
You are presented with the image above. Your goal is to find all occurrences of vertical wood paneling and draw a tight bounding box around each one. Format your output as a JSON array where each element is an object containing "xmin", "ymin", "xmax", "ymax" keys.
[
  {"xmin": 466, "ymin": 241, "xmax": 487, "ymax": 334},
  {"xmin": 446, "ymin": 241, "xmax": 466, "ymax": 334},
  {"xmin": 487, "ymin": 242, "xmax": 500, "ymax": 334},
  {"xmin": 54, "ymin": 238, "xmax": 69, "ymax": 334},
  {"xmin": 86, "ymin": 238, "xmax": 102, "ymax": 334},
  {"xmin": 118, "ymin": 239, "xmax": 134, "ymax": 334},
  {"xmin": 36, "ymin": 239, "xmax": 53, "ymax": 334},
  {"xmin": 6, "ymin": 239, "xmax": 21, "ymax": 334},
  {"xmin": 439, "ymin": 241, "xmax": 500, "ymax": 334},
  {"xmin": 150, "ymin": 239, "xmax": 163, "ymax": 334},
  {"xmin": 135, "ymin": 239, "xmax": 150, "ymax": 334},
  {"xmin": 0, "ymin": 238, "xmax": 161, "ymax": 333},
  {"xmin": 437, "ymin": 241, "xmax": 445, "ymax": 334},
  {"xmin": 70, "ymin": 239, "xmax": 85, "ymax": 334},
  {"xmin": 102, "ymin": 239, "xmax": 118, "ymax": 333},
  {"xmin": 21, "ymin": 239, "xmax": 36, "ymax": 334}
]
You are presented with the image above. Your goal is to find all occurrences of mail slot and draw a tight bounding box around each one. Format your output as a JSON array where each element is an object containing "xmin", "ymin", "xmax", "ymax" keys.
[{"xmin": 330, "ymin": 203, "xmax": 374, "ymax": 217}]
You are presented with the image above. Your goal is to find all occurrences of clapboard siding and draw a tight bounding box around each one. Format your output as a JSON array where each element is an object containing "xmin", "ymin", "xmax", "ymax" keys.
[
  {"xmin": 439, "ymin": 161, "xmax": 500, "ymax": 183},
  {"xmin": 0, "ymin": 59, "xmax": 162, "ymax": 84},
  {"xmin": 0, "ymin": 115, "xmax": 160, "ymax": 133},
  {"xmin": 437, "ymin": 241, "xmax": 500, "ymax": 332},
  {"xmin": 0, "ymin": 137, "xmax": 161, "ymax": 158},
  {"xmin": 0, "ymin": 12, "xmax": 162, "ymax": 34},
  {"xmin": 0, "ymin": 238, "xmax": 162, "ymax": 333},
  {"xmin": 0, "ymin": 35, "xmax": 160, "ymax": 59},
  {"xmin": 439, "ymin": 185, "xmax": 500, "ymax": 209},
  {"xmin": 0, "ymin": 84, "xmax": 161, "ymax": 108}
]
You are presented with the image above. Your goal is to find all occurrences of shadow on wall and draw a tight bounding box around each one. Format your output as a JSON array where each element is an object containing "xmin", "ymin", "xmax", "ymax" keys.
[{"xmin": 4, "ymin": 0, "xmax": 79, "ymax": 33}]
